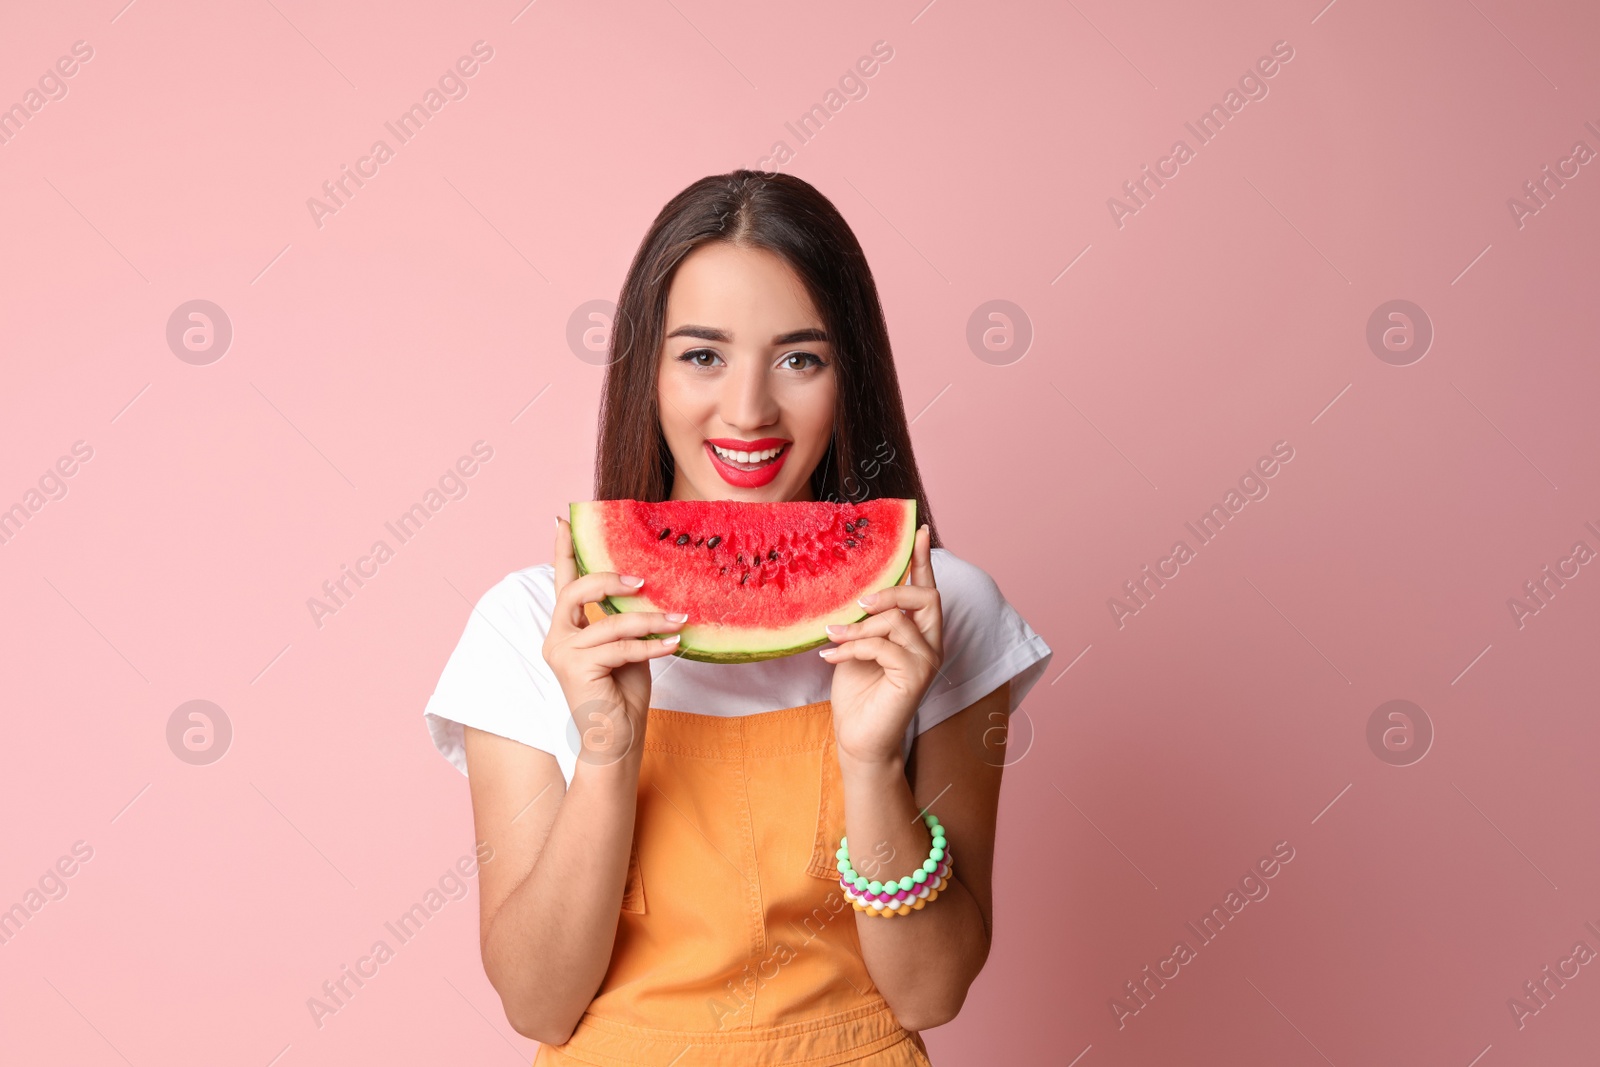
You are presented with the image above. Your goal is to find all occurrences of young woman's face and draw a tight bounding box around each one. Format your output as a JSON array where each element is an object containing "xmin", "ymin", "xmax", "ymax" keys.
[{"xmin": 658, "ymin": 241, "xmax": 838, "ymax": 502}]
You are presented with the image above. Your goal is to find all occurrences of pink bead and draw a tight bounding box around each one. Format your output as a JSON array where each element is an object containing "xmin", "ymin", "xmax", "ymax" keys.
[{"xmin": 840, "ymin": 849, "xmax": 956, "ymax": 907}]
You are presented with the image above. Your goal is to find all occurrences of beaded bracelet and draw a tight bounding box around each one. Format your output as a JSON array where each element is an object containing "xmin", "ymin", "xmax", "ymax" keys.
[{"xmin": 836, "ymin": 812, "xmax": 953, "ymax": 918}]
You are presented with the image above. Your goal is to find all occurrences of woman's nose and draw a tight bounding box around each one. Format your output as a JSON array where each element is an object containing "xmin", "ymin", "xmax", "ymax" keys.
[{"xmin": 720, "ymin": 358, "xmax": 779, "ymax": 431}]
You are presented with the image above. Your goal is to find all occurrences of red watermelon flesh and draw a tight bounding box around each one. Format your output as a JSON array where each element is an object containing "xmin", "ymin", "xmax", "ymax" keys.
[{"xmin": 568, "ymin": 498, "xmax": 919, "ymax": 663}]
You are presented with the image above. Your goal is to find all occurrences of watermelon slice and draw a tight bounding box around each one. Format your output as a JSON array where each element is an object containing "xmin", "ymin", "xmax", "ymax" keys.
[{"xmin": 568, "ymin": 498, "xmax": 919, "ymax": 663}]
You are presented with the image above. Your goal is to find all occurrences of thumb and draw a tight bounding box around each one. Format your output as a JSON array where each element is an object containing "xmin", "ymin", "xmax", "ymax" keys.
[{"xmin": 554, "ymin": 515, "xmax": 579, "ymax": 595}]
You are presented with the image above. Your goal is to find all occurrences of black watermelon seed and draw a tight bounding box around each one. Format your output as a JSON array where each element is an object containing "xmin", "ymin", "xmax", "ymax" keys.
[
  {"xmin": 675, "ymin": 533, "xmax": 691, "ymax": 545},
  {"xmin": 767, "ymin": 549, "xmax": 778, "ymax": 561},
  {"xmin": 858, "ymin": 517, "xmax": 869, "ymax": 527},
  {"xmin": 845, "ymin": 538, "xmax": 857, "ymax": 547},
  {"xmin": 739, "ymin": 572, "xmax": 749, "ymax": 585},
  {"xmin": 719, "ymin": 565, "xmax": 727, "ymax": 574},
  {"xmin": 707, "ymin": 535, "xmax": 722, "ymax": 549},
  {"xmin": 694, "ymin": 536, "xmax": 704, "ymax": 546},
  {"xmin": 844, "ymin": 520, "xmax": 855, "ymax": 532},
  {"xmin": 737, "ymin": 553, "xmax": 746, "ymax": 564},
  {"xmin": 658, "ymin": 527, "xmax": 672, "ymax": 539}
]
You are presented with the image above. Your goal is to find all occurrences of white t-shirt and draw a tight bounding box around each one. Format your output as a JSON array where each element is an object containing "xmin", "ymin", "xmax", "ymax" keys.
[{"xmin": 423, "ymin": 546, "xmax": 1053, "ymax": 785}]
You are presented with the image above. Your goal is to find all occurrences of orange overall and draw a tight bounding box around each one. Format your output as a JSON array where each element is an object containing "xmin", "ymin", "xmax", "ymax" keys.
[{"xmin": 532, "ymin": 687, "xmax": 935, "ymax": 1066}]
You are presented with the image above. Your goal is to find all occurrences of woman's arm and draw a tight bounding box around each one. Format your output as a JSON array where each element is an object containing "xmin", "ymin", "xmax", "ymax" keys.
[
  {"xmin": 468, "ymin": 517, "xmax": 681, "ymax": 1042},
  {"xmin": 841, "ymin": 680, "xmax": 1008, "ymax": 1032},
  {"xmin": 464, "ymin": 725, "xmax": 643, "ymax": 1045}
]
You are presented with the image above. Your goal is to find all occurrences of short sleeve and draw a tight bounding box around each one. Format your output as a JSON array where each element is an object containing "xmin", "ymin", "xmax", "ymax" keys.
[
  {"xmin": 422, "ymin": 565, "xmax": 578, "ymax": 785},
  {"xmin": 910, "ymin": 550, "xmax": 1054, "ymax": 744}
]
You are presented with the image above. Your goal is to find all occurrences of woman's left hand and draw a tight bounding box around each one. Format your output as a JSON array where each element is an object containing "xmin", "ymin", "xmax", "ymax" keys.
[{"xmin": 821, "ymin": 523, "xmax": 943, "ymax": 766}]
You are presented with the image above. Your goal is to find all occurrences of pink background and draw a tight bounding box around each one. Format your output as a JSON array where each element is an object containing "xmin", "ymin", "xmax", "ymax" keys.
[{"xmin": 3, "ymin": 0, "xmax": 1598, "ymax": 1063}]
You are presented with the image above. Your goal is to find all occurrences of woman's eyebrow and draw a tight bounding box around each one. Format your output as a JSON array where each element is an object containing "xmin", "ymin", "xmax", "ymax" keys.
[
  {"xmin": 775, "ymin": 327, "xmax": 829, "ymax": 344},
  {"xmin": 665, "ymin": 325, "xmax": 830, "ymax": 344}
]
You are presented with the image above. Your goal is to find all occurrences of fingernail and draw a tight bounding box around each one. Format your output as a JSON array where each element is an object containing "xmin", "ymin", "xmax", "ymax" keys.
[
  {"xmin": 825, "ymin": 624, "xmax": 846, "ymax": 635},
  {"xmin": 620, "ymin": 574, "xmax": 644, "ymax": 587},
  {"xmin": 665, "ymin": 612, "xmax": 688, "ymax": 623},
  {"xmin": 818, "ymin": 647, "xmax": 837, "ymax": 658},
  {"xmin": 857, "ymin": 592, "xmax": 878, "ymax": 607},
  {"xmin": 662, "ymin": 633, "xmax": 681, "ymax": 645}
]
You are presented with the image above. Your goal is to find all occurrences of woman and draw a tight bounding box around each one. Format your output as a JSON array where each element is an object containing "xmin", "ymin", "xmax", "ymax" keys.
[{"xmin": 423, "ymin": 170, "xmax": 1053, "ymax": 1065}]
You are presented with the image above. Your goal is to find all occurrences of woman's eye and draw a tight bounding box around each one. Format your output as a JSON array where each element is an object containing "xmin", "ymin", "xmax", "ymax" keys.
[
  {"xmin": 675, "ymin": 349, "xmax": 826, "ymax": 370},
  {"xmin": 678, "ymin": 348, "xmax": 721, "ymax": 368}
]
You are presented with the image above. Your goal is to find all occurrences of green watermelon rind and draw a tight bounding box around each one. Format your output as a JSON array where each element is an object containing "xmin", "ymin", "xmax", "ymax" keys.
[{"xmin": 567, "ymin": 499, "xmax": 918, "ymax": 664}]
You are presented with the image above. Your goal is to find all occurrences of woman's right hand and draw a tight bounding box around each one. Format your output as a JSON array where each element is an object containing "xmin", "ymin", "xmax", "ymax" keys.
[{"xmin": 544, "ymin": 515, "xmax": 686, "ymax": 766}]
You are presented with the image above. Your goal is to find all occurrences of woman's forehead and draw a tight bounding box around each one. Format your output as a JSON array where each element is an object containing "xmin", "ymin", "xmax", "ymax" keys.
[{"xmin": 664, "ymin": 245, "xmax": 823, "ymax": 331}]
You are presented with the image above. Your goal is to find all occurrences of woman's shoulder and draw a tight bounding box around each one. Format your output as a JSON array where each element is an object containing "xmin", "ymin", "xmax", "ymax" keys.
[
  {"xmin": 928, "ymin": 546, "xmax": 1012, "ymax": 612},
  {"xmin": 424, "ymin": 562, "xmax": 571, "ymax": 780},
  {"xmin": 475, "ymin": 563, "xmax": 559, "ymax": 621},
  {"xmin": 912, "ymin": 544, "xmax": 1054, "ymax": 729},
  {"xmin": 926, "ymin": 544, "xmax": 1048, "ymax": 665},
  {"xmin": 441, "ymin": 563, "xmax": 567, "ymax": 656}
]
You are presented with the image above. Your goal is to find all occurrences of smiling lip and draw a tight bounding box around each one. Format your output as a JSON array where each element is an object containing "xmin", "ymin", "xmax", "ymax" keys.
[
  {"xmin": 707, "ymin": 437, "xmax": 790, "ymax": 450},
  {"xmin": 705, "ymin": 440, "xmax": 791, "ymax": 488}
]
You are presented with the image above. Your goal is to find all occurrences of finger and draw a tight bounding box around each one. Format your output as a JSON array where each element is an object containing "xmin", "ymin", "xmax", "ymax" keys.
[
  {"xmin": 845, "ymin": 612, "xmax": 941, "ymax": 678},
  {"xmin": 819, "ymin": 635, "xmax": 917, "ymax": 677},
  {"xmin": 859, "ymin": 583, "xmax": 941, "ymax": 636},
  {"xmin": 909, "ymin": 524, "xmax": 936, "ymax": 589},
  {"xmin": 859, "ymin": 584, "xmax": 938, "ymax": 613},
  {"xmin": 552, "ymin": 571, "xmax": 647, "ymax": 633},
  {"xmin": 826, "ymin": 610, "xmax": 934, "ymax": 662},
  {"xmin": 569, "ymin": 611, "xmax": 687, "ymax": 650},
  {"xmin": 588, "ymin": 633, "xmax": 683, "ymax": 670},
  {"xmin": 554, "ymin": 516, "xmax": 578, "ymax": 597},
  {"xmin": 858, "ymin": 580, "xmax": 942, "ymax": 657}
]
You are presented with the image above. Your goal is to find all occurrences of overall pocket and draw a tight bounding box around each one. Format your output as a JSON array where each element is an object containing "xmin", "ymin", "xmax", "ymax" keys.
[
  {"xmin": 806, "ymin": 727, "xmax": 847, "ymax": 881},
  {"xmin": 621, "ymin": 838, "xmax": 647, "ymax": 913}
]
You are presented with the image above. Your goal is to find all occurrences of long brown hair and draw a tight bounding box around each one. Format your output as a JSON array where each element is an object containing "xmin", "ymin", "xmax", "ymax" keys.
[{"xmin": 594, "ymin": 169, "xmax": 942, "ymax": 549}]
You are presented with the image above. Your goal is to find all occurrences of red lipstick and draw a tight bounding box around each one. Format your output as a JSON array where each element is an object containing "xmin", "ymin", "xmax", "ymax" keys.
[
  {"xmin": 706, "ymin": 437, "xmax": 790, "ymax": 450},
  {"xmin": 705, "ymin": 438, "xmax": 791, "ymax": 488}
]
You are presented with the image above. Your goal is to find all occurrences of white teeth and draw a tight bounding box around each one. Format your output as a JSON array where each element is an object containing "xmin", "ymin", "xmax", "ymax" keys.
[{"xmin": 712, "ymin": 444, "xmax": 783, "ymax": 463}]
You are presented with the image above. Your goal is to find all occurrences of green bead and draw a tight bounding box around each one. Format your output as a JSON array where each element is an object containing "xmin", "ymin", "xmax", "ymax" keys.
[
  {"xmin": 923, "ymin": 858, "xmax": 937, "ymax": 873},
  {"xmin": 840, "ymin": 836, "xmax": 848, "ymax": 847},
  {"xmin": 930, "ymin": 823, "xmax": 943, "ymax": 837},
  {"xmin": 868, "ymin": 881, "xmax": 883, "ymax": 894},
  {"xmin": 912, "ymin": 869, "xmax": 927, "ymax": 884},
  {"xmin": 930, "ymin": 847, "xmax": 944, "ymax": 861},
  {"xmin": 932, "ymin": 835, "xmax": 946, "ymax": 850},
  {"xmin": 854, "ymin": 876, "xmax": 868, "ymax": 890},
  {"xmin": 898, "ymin": 876, "xmax": 913, "ymax": 891},
  {"xmin": 923, "ymin": 813, "xmax": 937, "ymax": 827},
  {"xmin": 836, "ymin": 846, "xmax": 849, "ymax": 860},
  {"xmin": 837, "ymin": 860, "xmax": 849, "ymax": 874}
]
